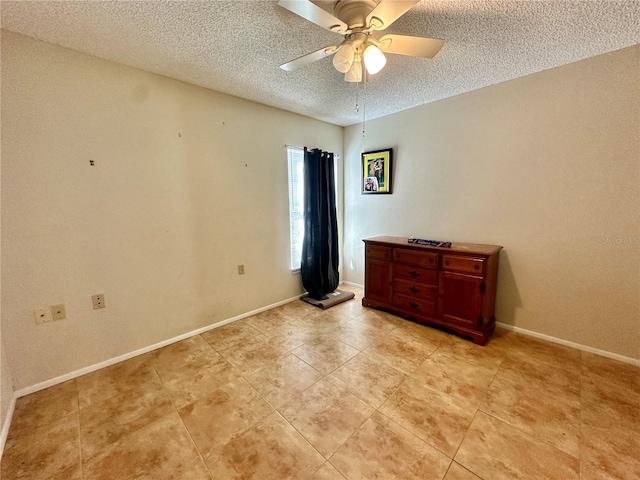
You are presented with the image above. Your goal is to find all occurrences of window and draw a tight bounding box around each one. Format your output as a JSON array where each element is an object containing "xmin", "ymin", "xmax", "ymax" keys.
[{"xmin": 287, "ymin": 147, "xmax": 304, "ymax": 271}]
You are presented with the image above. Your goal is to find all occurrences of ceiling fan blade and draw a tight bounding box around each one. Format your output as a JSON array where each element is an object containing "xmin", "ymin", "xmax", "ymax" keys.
[
  {"xmin": 378, "ymin": 34, "xmax": 444, "ymax": 58},
  {"xmin": 366, "ymin": 0, "xmax": 420, "ymax": 30},
  {"xmin": 278, "ymin": 0, "xmax": 348, "ymax": 33},
  {"xmin": 280, "ymin": 46, "xmax": 338, "ymax": 71}
]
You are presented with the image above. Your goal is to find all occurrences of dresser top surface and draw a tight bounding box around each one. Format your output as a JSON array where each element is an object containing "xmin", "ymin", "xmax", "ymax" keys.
[{"xmin": 363, "ymin": 236, "xmax": 503, "ymax": 256}]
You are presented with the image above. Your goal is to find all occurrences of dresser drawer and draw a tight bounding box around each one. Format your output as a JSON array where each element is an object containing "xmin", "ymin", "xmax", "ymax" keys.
[
  {"xmin": 393, "ymin": 278, "xmax": 438, "ymax": 301},
  {"xmin": 442, "ymin": 255, "xmax": 485, "ymax": 274},
  {"xmin": 393, "ymin": 294, "xmax": 437, "ymax": 317},
  {"xmin": 366, "ymin": 244, "xmax": 392, "ymax": 261},
  {"xmin": 394, "ymin": 264, "xmax": 439, "ymax": 285},
  {"xmin": 393, "ymin": 248, "xmax": 438, "ymax": 269}
]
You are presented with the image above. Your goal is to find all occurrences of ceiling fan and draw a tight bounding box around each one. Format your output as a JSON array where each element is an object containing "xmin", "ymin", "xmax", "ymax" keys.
[{"xmin": 278, "ymin": 0, "xmax": 444, "ymax": 82}]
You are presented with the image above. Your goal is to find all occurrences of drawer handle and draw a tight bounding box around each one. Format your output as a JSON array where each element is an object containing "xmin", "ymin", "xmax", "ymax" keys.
[
  {"xmin": 409, "ymin": 286, "xmax": 419, "ymax": 293},
  {"xmin": 409, "ymin": 271, "xmax": 420, "ymax": 278},
  {"xmin": 409, "ymin": 302, "xmax": 419, "ymax": 309},
  {"xmin": 445, "ymin": 260, "xmax": 450, "ymax": 266},
  {"xmin": 474, "ymin": 264, "xmax": 480, "ymax": 270}
]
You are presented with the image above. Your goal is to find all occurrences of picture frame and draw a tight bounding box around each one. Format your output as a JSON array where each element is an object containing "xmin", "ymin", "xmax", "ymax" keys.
[{"xmin": 362, "ymin": 148, "xmax": 393, "ymax": 194}]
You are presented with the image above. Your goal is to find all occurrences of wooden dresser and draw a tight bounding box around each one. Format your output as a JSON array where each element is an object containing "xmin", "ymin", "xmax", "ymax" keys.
[{"xmin": 362, "ymin": 236, "xmax": 502, "ymax": 345}]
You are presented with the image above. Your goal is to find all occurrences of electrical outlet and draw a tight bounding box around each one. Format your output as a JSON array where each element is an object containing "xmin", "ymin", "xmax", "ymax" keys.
[
  {"xmin": 238, "ymin": 264, "xmax": 245, "ymax": 275},
  {"xmin": 92, "ymin": 294, "xmax": 105, "ymax": 310},
  {"xmin": 51, "ymin": 304, "xmax": 67, "ymax": 321},
  {"xmin": 34, "ymin": 307, "xmax": 52, "ymax": 324}
]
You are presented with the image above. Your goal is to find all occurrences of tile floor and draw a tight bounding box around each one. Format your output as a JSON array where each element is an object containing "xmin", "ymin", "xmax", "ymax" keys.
[{"xmin": 2, "ymin": 286, "xmax": 639, "ymax": 479}]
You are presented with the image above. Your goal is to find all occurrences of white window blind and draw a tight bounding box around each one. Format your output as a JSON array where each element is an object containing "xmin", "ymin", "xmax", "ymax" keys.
[{"xmin": 287, "ymin": 147, "xmax": 305, "ymax": 271}]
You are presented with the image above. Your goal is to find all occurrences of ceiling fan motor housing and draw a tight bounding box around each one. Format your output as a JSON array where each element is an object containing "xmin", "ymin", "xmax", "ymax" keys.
[{"xmin": 334, "ymin": 0, "xmax": 378, "ymax": 30}]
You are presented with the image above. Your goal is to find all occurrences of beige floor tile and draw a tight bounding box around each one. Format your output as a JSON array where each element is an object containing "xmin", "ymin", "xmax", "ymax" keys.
[
  {"xmin": 179, "ymin": 378, "xmax": 274, "ymax": 462},
  {"xmin": 289, "ymin": 314, "xmax": 340, "ymax": 335},
  {"xmin": 480, "ymin": 375, "xmax": 580, "ymax": 458},
  {"xmin": 220, "ymin": 335, "xmax": 290, "ymax": 374},
  {"xmin": 206, "ymin": 412, "xmax": 325, "ymax": 479},
  {"xmin": 302, "ymin": 309, "xmax": 352, "ymax": 330},
  {"xmin": 330, "ymin": 411, "xmax": 451, "ymax": 480},
  {"xmin": 353, "ymin": 308, "xmax": 404, "ymax": 332},
  {"xmin": 80, "ymin": 377, "xmax": 174, "ymax": 459},
  {"xmin": 244, "ymin": 353, "xmax": 324, "ymax": 408},
  {"xmin": 152, "ymin": 335, "xmax": 243, "ymax": 408},
  {"xmin": 265, "ymin": 323, "xmax": 325, "ymax": 351},
  {"xmin": 580, "ymin": 460, "xmax": 640, "ymax": 480},
  {"xmin": 507, "ymin": 333, "xmax": 582, "ymax": 374},
  {"xmin": 150, "ymin": 334, "xmax": 212, "ymax": 369},
  {"xmin": 363, "ymin": 330, "xmax": 437, "ymax": 374},
  {"xmin": 76, "ymin": 354, "xmax": 158, "ymax": 409},
  {"xmin": 325, "ymin": 317, "xmax": 388, "ymax": 350},
  {"xmin": 393, "ymin": 319, "xmax": 452, "ymax": 345},
  {"xmin": 7, "ymin": 379, "xmax": 78, "ymax": 439},
  {"xmin": 292, "ymin": 334, "xmax": 360, "ymax": 374},
  {"xmin": 437, "ymin": 333, "xmax": 506, "ymax": 370},
  {"xmin": 444, "ymin": 462, "xmax": 483, "ymax": 480},
  {"xmin": 330, "ymin": 352, "xmax": 407, "ymax": 408},
  {"xmin": 495, "ymin": 354, "xmax": 581, "ymax": 397},
  {"xmin": 380, "ymin": 377, "xmax": 476, "ymax": 457},
  {"xmin": 279, "ymin": 377, "xmax": 374, "ymax": 458},
  {"xmin": 201, "ymin": 321, "xmax": 265, "ymax": 352},
  {"xmin": 243, "ymin": 308, "xmax": 296, "ymax": 334},
  {"xmin": 581, "ymin": 374, "xmax": 640, "ymax": 430},
  {"xmin": 580, "ymin": 418, "xmax": 640, "ymax": 479},
  {"xmin": 411, "ymin": 350, "xmax": 498, "ymax": 408},
  {"xmin": 272, "ymin": 299, "xmax": 318, "ymax": 319},
  {"xmin": 455, "ymin": 411, "xmax": 580, "ymax": 480},
  {"xmin": 310, "ymin": 462, "xmax": 347, "ymax": 480},
  {"xmin": 581, "ymin": 351, "xmax": 640, "ymax": 389},
  {"xmin": 83, "ymin": 411, "xmax": 211, "ymax": 480},
  {"xmin": 1, "ymin": 413, "xmax": 80, "ymax": 480}
]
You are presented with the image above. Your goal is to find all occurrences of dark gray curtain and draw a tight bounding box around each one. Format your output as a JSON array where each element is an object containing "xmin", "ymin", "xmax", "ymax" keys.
[{"xmin": 301, "ymin": 147, "xmax": 339, "ymax": 300}]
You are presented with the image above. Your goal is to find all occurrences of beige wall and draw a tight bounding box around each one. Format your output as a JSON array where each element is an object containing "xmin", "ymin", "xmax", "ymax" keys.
[
  {"xmin": 1, "ymin": 88, "xmax": 14, "ymax": 438},
  {"xmin": 1, "ymin": 342, "xmax": 14, "ymax": 436},
  {"xmin": 344, "ymin": 45, "xmax": 640, "ymax": 359},
  {"xmin": 1, "ymin": 31, "xmax": 343, "ymax": 390}
]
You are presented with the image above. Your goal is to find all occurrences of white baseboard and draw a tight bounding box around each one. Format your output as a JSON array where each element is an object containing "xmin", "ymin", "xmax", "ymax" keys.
[
  {"xmin": 14, "ymin": 293, "xmax": 304, "ymax": 399},
  {"xmin": 1, "ymin": 392, "xmax": 17, "ymax": 458},
  {"xmin": 496, "ymin": 322, "xmax": 640, "ymax": 367},
  {"xmin": 341, "ymin": 281, "xmax": 364, "ymax": 289}
]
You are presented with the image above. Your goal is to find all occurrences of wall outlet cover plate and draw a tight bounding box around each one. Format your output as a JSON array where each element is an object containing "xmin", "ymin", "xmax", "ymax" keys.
[{"xmin": 51, "ymin": 304, "xmax": 67, "ymax": 321}]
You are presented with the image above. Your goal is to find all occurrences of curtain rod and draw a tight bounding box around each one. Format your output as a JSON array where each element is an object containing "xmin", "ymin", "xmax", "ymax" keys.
[{"xmin": 284, "ymin": 144, "xmax": 340, "ymax": 159}]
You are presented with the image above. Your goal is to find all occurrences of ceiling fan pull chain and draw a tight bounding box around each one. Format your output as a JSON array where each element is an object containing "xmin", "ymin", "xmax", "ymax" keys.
[{"xmin": 362, "ymin": 70, "xmax": 367, "ymax": 137}]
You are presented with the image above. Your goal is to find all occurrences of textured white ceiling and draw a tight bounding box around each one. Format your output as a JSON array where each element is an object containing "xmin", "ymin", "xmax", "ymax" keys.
[{"xmin": 2, "ymin": 1, "xmax": 639, "ymax": 126}]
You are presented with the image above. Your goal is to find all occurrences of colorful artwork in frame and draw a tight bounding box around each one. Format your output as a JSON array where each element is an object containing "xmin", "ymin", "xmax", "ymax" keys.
[{"xmin": 362, "ymin": 148, "xmax": 392, "ymax": 194}]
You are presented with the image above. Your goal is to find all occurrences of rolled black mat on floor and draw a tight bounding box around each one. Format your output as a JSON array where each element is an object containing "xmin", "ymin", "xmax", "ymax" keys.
[{"xmin": 301, "ymin": 289, "xmax": 355, "ymax": 309}]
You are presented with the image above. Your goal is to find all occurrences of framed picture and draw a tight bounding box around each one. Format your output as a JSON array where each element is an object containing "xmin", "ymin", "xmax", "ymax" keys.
[{"xmin": 362, "ymin": 148, "xmax": 393, "ymax": 194}]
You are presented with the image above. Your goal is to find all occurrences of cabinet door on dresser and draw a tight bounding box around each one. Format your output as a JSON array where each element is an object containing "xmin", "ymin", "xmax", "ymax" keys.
[
  {"xmin": 364, "ymin": 244, "xmax": 393, "ymax": 304},
  {"xmin": 438, "ymin": 255, "xmax": 486, "ymax": 330}
]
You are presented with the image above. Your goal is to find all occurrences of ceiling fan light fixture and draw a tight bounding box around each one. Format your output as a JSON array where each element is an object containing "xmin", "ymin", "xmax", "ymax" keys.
[
  {"xmin": 363, "ymin": 43, "xmax": 386, "ymax": 74},
  {"xmin": 344, "ymin": 58, "xmax": 362, "ymax": 82},
  {"xmin": 332, "ymin": 43, "xmax": 356, "ymax": 73}
]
